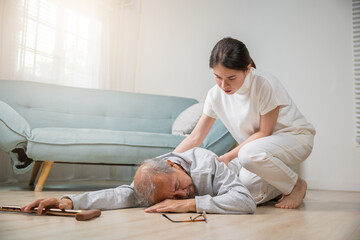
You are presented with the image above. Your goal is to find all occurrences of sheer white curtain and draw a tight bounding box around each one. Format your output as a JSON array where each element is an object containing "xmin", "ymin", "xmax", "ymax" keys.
[
  {"xmin": 0, "ymin": 0, "xmax": 140, "ymax": 91},
  {"xmin": 0, "ymin": 0, "xmax": 141, "ymax": 183}
]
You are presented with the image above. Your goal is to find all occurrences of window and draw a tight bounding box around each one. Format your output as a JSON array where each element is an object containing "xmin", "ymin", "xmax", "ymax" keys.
[
  {"xmin": 16, "ymin": 0, "xmax": 101, "ymax": 88},
  {"xmin": 0, "ymin": 0, "xmax": 140, "ymax": 91}
]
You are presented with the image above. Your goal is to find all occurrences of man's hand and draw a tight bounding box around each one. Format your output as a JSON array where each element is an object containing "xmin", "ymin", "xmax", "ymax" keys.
[
  {"xmin": 144, "ymin": 199, "xmax": 196, "ymax": 213},
  {"xmin": 21, "ymin": 197, "xmax": 73, "ymax": 215}
]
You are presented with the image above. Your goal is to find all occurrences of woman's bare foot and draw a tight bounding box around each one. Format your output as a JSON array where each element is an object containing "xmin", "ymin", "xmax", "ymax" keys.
[{"xmin": 275, "ymin": 177, "xmax": 307, "ymax": 209}]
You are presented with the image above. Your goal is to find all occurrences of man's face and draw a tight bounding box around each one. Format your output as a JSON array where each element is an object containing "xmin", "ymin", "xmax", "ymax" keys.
[{"xmin": 152, "ymin": 161, "xmax": 196, "ymax": 203}]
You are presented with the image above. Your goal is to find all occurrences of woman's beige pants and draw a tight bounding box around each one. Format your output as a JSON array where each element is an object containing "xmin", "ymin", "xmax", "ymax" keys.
[{"xmin": 228, "ymin": 132, "xmax": 314, "ymax": 204}]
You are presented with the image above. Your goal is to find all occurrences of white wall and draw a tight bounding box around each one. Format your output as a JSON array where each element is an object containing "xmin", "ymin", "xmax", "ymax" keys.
[{"xmin": 136, "ymin": 0, "xmax": 360, "ymax": 191}]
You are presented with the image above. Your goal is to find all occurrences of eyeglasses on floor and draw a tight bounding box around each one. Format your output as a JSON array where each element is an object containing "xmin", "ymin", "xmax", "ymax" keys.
[{"xmin": 162, "ymin": 211, "xmax": 207, "ymax": 223}]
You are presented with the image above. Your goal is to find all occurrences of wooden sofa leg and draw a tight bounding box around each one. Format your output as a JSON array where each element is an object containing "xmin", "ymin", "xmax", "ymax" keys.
[
  {"xmin": 29, "ymin": 161, "xmax": 43, "ymax": 186},
  {"xmin": 34, "ymin": 161, "xmax": 54, "ymax": 192}
]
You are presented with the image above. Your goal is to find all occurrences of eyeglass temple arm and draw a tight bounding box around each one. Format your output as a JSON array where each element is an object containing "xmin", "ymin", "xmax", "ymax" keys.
[{"xmin": 162, "ymin": 214, "xmax": 178, "ymax": 223}]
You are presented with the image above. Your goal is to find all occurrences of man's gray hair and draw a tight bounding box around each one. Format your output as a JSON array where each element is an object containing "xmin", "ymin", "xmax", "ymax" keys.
[{"xmin": 134, "ymin": 158, "xmax": 175, "ymax": 206}]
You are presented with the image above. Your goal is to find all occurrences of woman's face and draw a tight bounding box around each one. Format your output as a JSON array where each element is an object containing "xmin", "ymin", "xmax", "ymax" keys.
[{"xmin": 213, "ymin": 64, "xmax": 251, "ymax": 95}]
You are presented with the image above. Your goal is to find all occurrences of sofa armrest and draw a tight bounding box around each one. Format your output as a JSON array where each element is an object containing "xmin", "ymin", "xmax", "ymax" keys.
[
  {"xmin": 0, "ymin": 101, "xmax": 31, "ymax": 152},
  {"xmin": 201, "ymin": 119, "xmax": 236, "ymax": 156}
]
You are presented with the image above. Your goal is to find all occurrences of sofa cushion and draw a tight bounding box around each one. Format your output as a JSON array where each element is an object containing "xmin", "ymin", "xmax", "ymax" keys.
[
  {"xmin": 27, "ymin": 128, "xmax": 186, "ymax": 165},
  {"xmin": 172, "ymin": 103, "xmax": 204, "ymax": 136},
  {"xmin": 0, "ymin": 101, "xmax": 31, "ymax": 152}
]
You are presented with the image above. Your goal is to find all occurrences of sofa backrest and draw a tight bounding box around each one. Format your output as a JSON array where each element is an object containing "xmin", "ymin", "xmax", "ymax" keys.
[{"xmin": 0, "ymin": 80, "xmax": 198, "ymax": 134}]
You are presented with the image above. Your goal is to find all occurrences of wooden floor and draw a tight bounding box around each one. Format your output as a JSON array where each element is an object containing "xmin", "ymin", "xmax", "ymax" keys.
[{"xmin": 0, "ymin": 181, "xmax": 359, "ymax": 240}]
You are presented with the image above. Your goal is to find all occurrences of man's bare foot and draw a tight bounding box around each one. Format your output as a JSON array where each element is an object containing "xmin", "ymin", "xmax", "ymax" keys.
[{"xmin": 275, "ymin": 177, "xmax": 307, "ymax": 209}]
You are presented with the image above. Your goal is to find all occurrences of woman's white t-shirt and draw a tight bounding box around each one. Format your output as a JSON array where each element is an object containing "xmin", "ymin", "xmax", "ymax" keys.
[{"xmin": 203, "ymin": 68, "xmax": 315, "ymax": 144}]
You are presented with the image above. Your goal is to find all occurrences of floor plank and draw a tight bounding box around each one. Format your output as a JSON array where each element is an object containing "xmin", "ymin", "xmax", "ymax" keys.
[{"xmin": 0, "ymin": 182, "xmax": 359, "ymax": 240}]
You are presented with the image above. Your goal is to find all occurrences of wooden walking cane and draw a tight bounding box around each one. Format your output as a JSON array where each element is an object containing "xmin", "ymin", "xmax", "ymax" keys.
[{"xmin": 0, "ymin": 205, "xmax": 101, "ymax": 221}]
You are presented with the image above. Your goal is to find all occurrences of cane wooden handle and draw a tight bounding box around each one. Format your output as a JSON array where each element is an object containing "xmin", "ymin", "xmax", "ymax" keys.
[{"xmin": 75, "ymin": 209, "xmax": 101, "ymax": 221}]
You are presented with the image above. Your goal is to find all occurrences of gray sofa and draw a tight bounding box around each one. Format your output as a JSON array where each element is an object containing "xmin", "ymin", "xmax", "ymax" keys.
[{"xmin": 0, "ymin": 80, "xmax": 235, "ymax": 191}]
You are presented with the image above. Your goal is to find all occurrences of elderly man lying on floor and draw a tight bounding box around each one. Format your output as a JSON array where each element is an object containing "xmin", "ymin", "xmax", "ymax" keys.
[{"xmin": 22, "ymin": 148, "xmax": 256, "ymax": 215}]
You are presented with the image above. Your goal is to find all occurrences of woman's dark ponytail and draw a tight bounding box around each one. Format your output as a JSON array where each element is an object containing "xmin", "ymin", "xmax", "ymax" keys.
[
  {"xmin": 250, "ymin": 57, "xmax": 256, "ymax": 69},
  {"xmin": 209, "ymin": 37, "xmax": 256, "ymax": 70}
]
